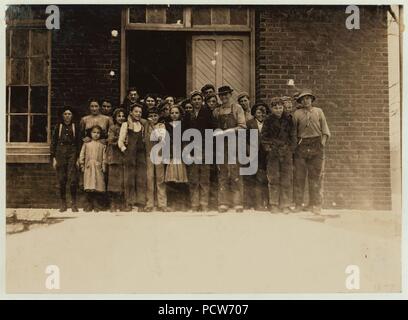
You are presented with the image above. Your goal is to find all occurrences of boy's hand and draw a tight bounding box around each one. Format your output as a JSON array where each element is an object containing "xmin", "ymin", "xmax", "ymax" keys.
[
  {"xmin": 321, "ymin": 135, "xmax": 328, "ymax": 147},
  {"xmin": 81, "ymin": 167, "xmax": 85, "ymax": 173},
  {"xmin": 52, "ymin": 158, "xmax": 57, "ymax": 170},
  {"xmin": 120, "ymin": 146, "xmax": 127, "ymax": 153}
]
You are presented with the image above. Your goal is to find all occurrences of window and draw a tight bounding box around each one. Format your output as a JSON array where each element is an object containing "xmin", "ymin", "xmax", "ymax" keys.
[
  {"xmin": 129, "ymin": 6, "xmax": 184, "ymax": 26},
  {"xmin": 6, "ymin": 24, "xmax": 51, "ymax": 162},
  {"xmin": 192, "ymin": 7, "xmax": 249, "ymax": 26},
  {"xmin": 126, "ymin": 6, "xmax": 251, "ymax": 31}
]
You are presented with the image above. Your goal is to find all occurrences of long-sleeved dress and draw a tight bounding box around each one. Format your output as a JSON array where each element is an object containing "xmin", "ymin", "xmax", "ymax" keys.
[{"xmin": 79, "ymin": 140, "xmax": 107, "ymax": 192}]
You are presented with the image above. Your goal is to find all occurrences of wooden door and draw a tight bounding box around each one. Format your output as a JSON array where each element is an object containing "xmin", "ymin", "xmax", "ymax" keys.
[{"xmin": 189, "ymin": 35, "xmax": 250, "ymax": 101}]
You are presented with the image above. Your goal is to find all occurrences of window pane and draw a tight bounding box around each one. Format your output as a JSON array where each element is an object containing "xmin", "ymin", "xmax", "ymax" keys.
[
  {"xmin": 6, "ymin": 5, "xmax": 47, "ymax": 20},
  {"xmin": 6, "ymin": 5, "xmax": 32, "ymax": 20},
  {"xmin": 6, "ymin": 116, "xmax": 9, "ymax": 142},
  {"xmin": 230, "ymin": 8, "xmax": 248, "ymax": 25},
  {"xmin": 6, "ymin": 29, "xmax": 10, "ymax": 57},
  {"xmin": 10, "ymin": 86, "xmax": 28, "ymax": 113},
  {"xmin": 6, "ymin": 58, "xmax": 11, "ymax": 85},
  {"xmin": 30, "ymin": 5, "xmax": 48, "ymax": 20},
  {"xmin": 10, "ymin": 115, "xmax": 28, "ymax": 142},
  {"xmin": 10, "ymin": 58, "xmax": 28, "ymax": 84},
  {"xmin": 31, "ymin": 86, "xmax": 48, "ymax": 113},
  {"xmin": 31, "ymin": 30, "xmax": 48, "ymax": 56},
  {"xmin": 129, "ymin": 7, "xmax": 146, "ymax": 23},
  {"xmin": 146, "ymin": 7, "xmax": 166, "ymax": 24},
  {"xmin": 30, "ymin": 115, "xmax": 48, "ymax": 142},
  {"xmin": 212, "ymin": 8, "xmax": 229, "ymax": 25},
  {"xmin": 192, "ymin": 7, "xmax": 211, "ymax": 25},
  {"xmin": 30, "ymin": 58, "xmax": 48, "ymax": 85},
  {"xmin": 11, "ymin": 29, "xmax": 29, "ymax": 58},
  {"xmin": 166, "ymin": 6, "xmax": 183, "ymax": 24}
]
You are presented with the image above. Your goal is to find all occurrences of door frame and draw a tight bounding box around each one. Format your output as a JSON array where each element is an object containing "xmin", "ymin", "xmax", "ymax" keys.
[{"xmin": 121, "ymin": 8, "xmax": 256, "ymax": 102}]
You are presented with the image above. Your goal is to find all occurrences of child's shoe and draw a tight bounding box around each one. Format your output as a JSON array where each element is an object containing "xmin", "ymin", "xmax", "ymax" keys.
[
  {"xmin": 144, "ymin": 207, "xmax": 153, "ymax": 212},
  {"xmin": 269, "ymin": 205, "xmax": 280, "ymax": 214},
  {"xmin": 59, "ymin": 202, "xmax": 67, "ymax": 213},
  {"xmin": 123, "ymin": 205, "xmax": 132, "ymax": 212},
  {"xmin": 281, "ymin": 207, "xmax": 290, "ymax": 214},
  {"xmin": 234, "ymin": 205, "xmax": 244, "ymax": 213},
  {"xmin": 290, "ymin": 205, "xmax": 303, "ymax": 213},
  {"xmin": 312, "ymin": 206, "xmax": 322, "ymax": 215},
  {"xmin": 218, "ymin": 205, "xmax": 228, "ymax": 213},
  {"xmin": 71, "ymin": 204, "xmax": 79, "ymax": 213}
]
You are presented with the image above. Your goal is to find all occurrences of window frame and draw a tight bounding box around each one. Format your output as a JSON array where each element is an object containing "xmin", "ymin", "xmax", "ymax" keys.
[
  {"xmin": 125, "ymin": 6, "xmax": 252, "ymax": 32},
  {"xmin": 6, "ymin": 23, "xmax": 52, "ymax": 163}
]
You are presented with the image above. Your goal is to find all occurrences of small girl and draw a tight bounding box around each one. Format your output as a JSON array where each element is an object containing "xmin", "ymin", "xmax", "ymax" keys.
[
  {"xmin": 164, "ymin": 105, "xmax": 190, "ymax": 211},
  {"xmin": 106, "ymin": 108, "xmax": 126, "ymax": 211},
  {"xmin": 79, "ymin": 125, "xmax": 107, "ymax": 212}
]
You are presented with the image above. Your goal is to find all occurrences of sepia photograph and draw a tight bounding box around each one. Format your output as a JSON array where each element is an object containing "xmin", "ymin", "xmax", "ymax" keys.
[{"xmin": 2, "ymin": 2, "xmax": 405, "ymax": 296}]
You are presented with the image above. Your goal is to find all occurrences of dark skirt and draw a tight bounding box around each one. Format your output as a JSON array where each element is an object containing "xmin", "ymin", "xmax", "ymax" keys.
[{"xmin": 107, "ymin": 163, "xmax": 124, "ymax": 193}]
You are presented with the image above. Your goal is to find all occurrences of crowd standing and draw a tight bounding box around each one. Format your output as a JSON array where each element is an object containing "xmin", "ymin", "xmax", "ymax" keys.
[{"xmin": 51, "ymin": 84, "xmax": 330, "ymax": 215}]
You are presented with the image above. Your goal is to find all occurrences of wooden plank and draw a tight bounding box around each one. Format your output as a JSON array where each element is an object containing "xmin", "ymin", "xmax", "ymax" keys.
[{"xmin": 120, "ymin": 8, "xmax": 127, "ymax": 102}]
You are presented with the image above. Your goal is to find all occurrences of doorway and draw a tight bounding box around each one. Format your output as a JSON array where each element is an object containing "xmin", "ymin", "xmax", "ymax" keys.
[{"xmin": 127, "ymin": 31, "xmax": 187, "ymax": 99}]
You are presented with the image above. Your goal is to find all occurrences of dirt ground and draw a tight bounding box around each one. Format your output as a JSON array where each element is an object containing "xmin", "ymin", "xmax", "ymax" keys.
[{"xmin": 5, "ymin": 208, "xmax": 402, "ymax": 294}]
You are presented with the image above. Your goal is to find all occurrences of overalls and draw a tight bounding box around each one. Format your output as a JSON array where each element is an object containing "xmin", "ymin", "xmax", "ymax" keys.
[
  {"xmin": 217, "ymin": 104, "xmax": 243, "ymax": 208},
  {"xmin": 54, "ymin": 123, "xmax": 78, "ymax": 207},
  {"xmin": 124, "ymin": 126, "xmax": 147, "ymax": 208}
]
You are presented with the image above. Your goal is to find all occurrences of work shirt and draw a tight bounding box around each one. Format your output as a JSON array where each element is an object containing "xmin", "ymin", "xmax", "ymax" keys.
[
  {"xmin": 118, "ymin": 116, "xmax": 147, "ymax": 152},
  {"xmin": 292, "ymin": 106, "xmax": 330, "ymax": 139},
  {"xmin": 50, "ymin": 122, "xmax": 79, "ymax": 158}
]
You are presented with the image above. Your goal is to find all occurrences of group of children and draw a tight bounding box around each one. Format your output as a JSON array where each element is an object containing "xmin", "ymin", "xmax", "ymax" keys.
[{"xmin": 51, "ymin": 84, "xmax": 330, "ymax": 215}]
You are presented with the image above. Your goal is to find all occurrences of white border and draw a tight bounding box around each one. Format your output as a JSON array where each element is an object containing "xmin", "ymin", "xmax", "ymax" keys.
[{"xmin": 0, "ymin": 0, "xmax": 406, "ymax": 300}]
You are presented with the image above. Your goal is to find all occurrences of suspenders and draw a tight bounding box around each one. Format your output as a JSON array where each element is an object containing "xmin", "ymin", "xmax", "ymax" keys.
[{"xmin": 58, "ymin": 123, "xmax": 76, "ymax": 139}]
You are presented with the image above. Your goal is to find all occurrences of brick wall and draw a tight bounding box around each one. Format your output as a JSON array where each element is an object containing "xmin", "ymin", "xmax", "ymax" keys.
[
  {"xmin": 51, "ymin": 5, "xmax": 122, "ymax": 123},
  {"xmin": 6, "ymin": 6, "xmax": 122, "ymax": 208},
  {"xmin": 256, "ymin": 5, "xmax": 391, "ymax": 210},
  {"xmin": 7, "ymin": 164, "xmax": 60, "ymax": 208}
]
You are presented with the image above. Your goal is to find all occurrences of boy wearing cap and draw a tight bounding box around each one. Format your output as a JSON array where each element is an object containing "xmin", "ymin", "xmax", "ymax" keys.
[
  {"xmin": 292, "ymin": 90, "xmax": 330, "ymax": 215},
  {"xmin": 282, "ymin": 96, "xmax": 294, "ymax": 116},
  {"xmin": 237, "ymin": 92, "xmax": 253, "ymax": 122},
  {"xmin": 145, "ymin": 107, "xmax": 169, "ymax": 212},
  {"xmin": 213, "ymin": 85, "xmax": 246, "ymax": 213},
  {"xmin": 184, "ymin": 90, "xmax": 215, "ymax": 211},
  {"xmin": 201, "ymin": 84, "xmax": 216, "ymax": 98},
  {"xmin": 261, "ymin": 97, "xmax": 297, "ymax": 214},
  {"xmin": 205, "ymin": 93, "xmax": 219, "ymax": 112},
  {"xmin": 245, "ymin": 103, "xmax": 268, "ymax": 210}
]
